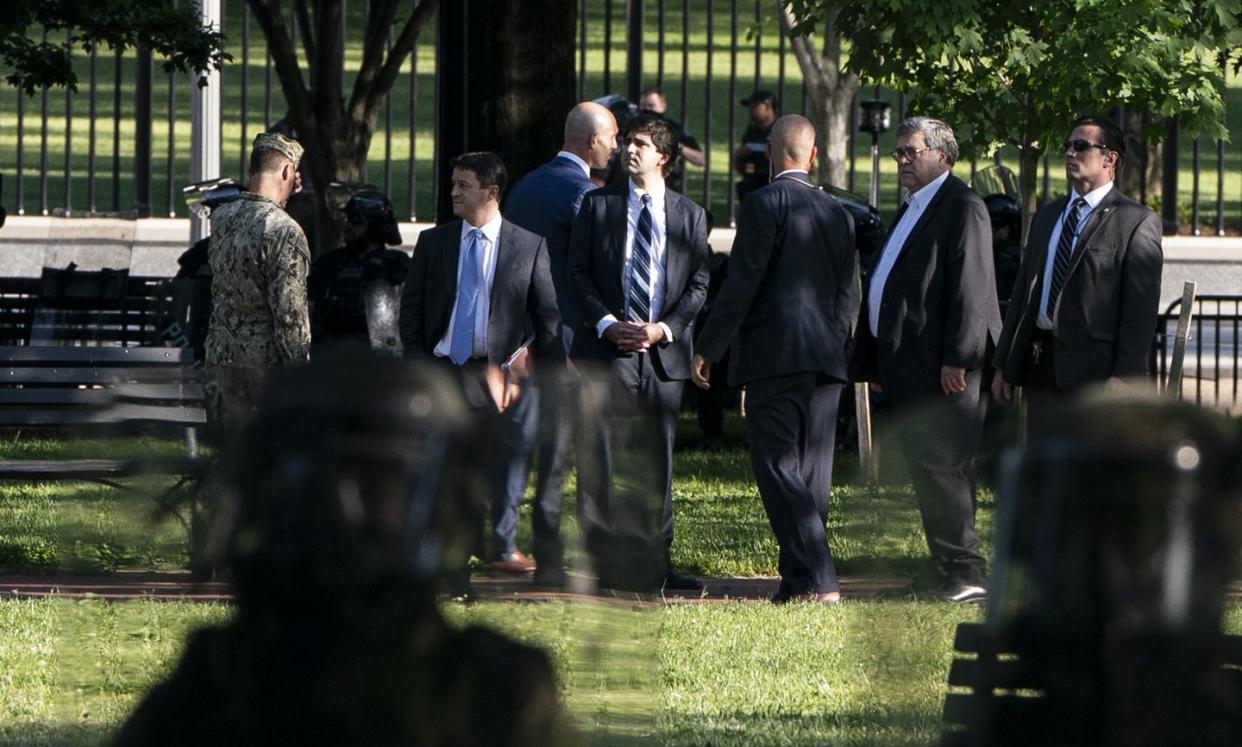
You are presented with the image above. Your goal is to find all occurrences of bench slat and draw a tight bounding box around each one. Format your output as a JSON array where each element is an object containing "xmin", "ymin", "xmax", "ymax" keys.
[
  {"xmin": 942, "ymin": 692, "xmax": 1046, "ymax": 726},
  {"xmin": 0, "ymin": 367, "xmax": 194, "ymax": 384},
  {"xmin": 0, "ymin": 346, "xmax": 191, "ymax": 365},
  {"xmin": 0, "ymin": 457, "xmax": 209, "ymax": 480},
  {"xmin": 947, "ymin": 658, "xmax": 1042, "ymax": 690},
  {"xmin": 0, "ymin": 405, "xmax": 206, "ymax": 427},
  {"xmin": 0, "ymin": 384, "xmax": 204, "ymax": 406}
]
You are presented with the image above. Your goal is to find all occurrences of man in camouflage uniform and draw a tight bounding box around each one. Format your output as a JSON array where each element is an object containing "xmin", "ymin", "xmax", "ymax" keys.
[{"xmin": 205, "ymin": 132, "xmax": 311, "ymax": 435}]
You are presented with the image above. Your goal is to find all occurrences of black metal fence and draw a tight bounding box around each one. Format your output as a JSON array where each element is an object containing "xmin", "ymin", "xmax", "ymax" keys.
[
  {"xmin": 1, "ymin": 1, "xmax": 1238, "ymax": 231},
  {"xmin": 1152, "ymin": 295, "xmax": 1242, "ymax": 411}
]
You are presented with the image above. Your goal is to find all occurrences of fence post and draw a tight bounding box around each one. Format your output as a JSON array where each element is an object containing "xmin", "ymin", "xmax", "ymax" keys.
[
  {"xmin": 625, "ymin": 0, "xmax": 644, "ymax": 103},
  {"xmin": 134, "ymin": 44, "xmax": 153, "ymax": 218},
  {"xmin": 1161, "ymin": 117, "xmax": 1180, "ymax": 235},
  {"xmin": 189, "ymin": 0, "xmax": 222, "ymax": 241}
]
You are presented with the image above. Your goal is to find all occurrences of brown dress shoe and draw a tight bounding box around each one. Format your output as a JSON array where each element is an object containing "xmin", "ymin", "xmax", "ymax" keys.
[{"xmin": 489, "ymin": 549, "xmax": 536, "ymax": 574}]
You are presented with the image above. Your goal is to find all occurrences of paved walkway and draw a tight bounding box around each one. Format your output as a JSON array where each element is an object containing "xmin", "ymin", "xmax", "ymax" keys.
[{"xmin": 0, "ymin": 570, "xmax": 914, "ymax": 604}]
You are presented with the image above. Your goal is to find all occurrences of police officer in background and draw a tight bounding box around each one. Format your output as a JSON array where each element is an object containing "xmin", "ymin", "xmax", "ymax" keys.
[
  {"xmin": 308, "ymin": 190, "xmax": 409, "ymax": 352},
  {"xmin": 733, "ymin": 90, "xmax": 778, "ymax": 204},
  {"xmin": 205, "ymin": 132, "xmax": 311, "ymax": 437}
]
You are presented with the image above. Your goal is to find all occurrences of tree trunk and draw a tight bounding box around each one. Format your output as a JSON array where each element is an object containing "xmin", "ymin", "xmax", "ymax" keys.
[
  {"xmin": 1017, "ymin": 142, "xmax": 1043, "ymax": 245},
  {"xmin": 781, "ymin": 8, "xmax": 858, "ymax": 191},
  {"xmin": 1119, "ymin": 110, "xmax": 1162, "ymax": 205},
  {"xmin": 435, "ymin": 0, "xmax": 578, "ymax": 222}
]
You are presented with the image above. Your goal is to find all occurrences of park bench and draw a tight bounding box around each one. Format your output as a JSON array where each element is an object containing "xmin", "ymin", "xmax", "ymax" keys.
[
  {"xmin": 940, "ymin": 621, "xmax": 1242, "ymax": 746},
  {"xmin": 0, "ymin": 345, "xmax": 209, "ymax": 505},
  {"xmin": 0, "ymin": 268, "xmax": 191, "ymax": 348}
]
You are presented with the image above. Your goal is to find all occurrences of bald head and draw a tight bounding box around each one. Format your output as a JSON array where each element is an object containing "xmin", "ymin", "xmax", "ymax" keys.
[
  {"xmin": 769, "ymin": 115, "xmax": 817, "ymax": 173},
  {"xmin": 563, "ymin": 102, "xmax": 620, "ymax": 169}
]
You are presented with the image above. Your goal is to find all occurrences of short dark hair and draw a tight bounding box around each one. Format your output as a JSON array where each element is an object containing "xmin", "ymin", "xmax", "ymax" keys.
[
  {"xmin": 450, "ymin": 151, "xmax": 508, "ymax": 195},
  {"xmin": 623, "ymin": 113, "xmax": 679, "ymax": 176},
  {"xmin": 1071, "ymin": 115, "xmax": 1126, "ymax": 167},
  {"xmin": 249, "ymin": 148, "xmax": 291, "ymax": 176}
]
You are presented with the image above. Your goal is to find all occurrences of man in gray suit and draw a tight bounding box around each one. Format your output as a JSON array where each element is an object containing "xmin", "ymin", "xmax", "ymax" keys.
[
  {"xmin": 991, "ymin": 116, "xmax": 1163, "ymax": 406},
  {"xmin": 849, "ymin": 116, "xmax": 1001, "ymax": 604},
  {"xmin": 692, "ymin": 115, "xmax": 856, "ymax": 605}
]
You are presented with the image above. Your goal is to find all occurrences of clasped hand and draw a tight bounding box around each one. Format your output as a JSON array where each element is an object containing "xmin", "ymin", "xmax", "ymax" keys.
[{"xmin": 604, "ymin": 321, "xmax": 664, "ymax": 353}]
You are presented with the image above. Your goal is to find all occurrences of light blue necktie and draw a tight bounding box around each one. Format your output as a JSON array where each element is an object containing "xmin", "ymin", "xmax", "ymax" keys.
[{"xmin": 449, "ymin": 228, "xmax": 484, "ymax": 366}]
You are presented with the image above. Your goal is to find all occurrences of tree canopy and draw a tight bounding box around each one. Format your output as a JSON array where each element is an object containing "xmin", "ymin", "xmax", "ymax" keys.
[
  {"xmin": 1, "ymin": 0, "xmax": 227, "ymax": 94},
  {"xmin": 785, "ymin": 0, "xmax": 1241, "ymax": 225}
]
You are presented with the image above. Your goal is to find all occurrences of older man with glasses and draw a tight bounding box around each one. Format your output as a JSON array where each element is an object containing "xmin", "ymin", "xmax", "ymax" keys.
[
  {"xmin": 991, "ymin": 116, "xmax": 1162, "ymax": 419},
  {"xmin": 849, "ymin": 116, "xmax": 1002, "ymax": 604}
]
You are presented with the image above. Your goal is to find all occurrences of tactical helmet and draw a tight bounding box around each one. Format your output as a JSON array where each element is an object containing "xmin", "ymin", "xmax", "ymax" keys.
[{"xmin": 345, "ymin": 190, "xmax": 403, "ymax": 246}]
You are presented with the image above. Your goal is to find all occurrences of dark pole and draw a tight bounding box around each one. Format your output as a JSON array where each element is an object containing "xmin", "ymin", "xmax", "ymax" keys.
[
  {"xmin": 434, "ymin": 0, "xmax": 468, "ymax": 223},
  {"xmin": 1161, "ymin": 117, "xmax": 1180, "ymax": 234},
  {"xmin": 626, "ymin": 0, "xmax": 644, "ymax": 103},
  {"xmin": 134, "ymin": 44, "xmax": 153, "ymax": 218}
]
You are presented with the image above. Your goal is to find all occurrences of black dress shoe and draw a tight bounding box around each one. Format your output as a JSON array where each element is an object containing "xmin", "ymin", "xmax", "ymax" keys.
[
  {"xmin": 532, "ymin": 567, "xmax": 568, "ymax": 589},
  {"xmin": 663, "ymin": 570, "xmax": 704, "ymax": 591},
  {"xmin": 941, "ymin": 582, "xmax": 987, "ymax": 603}
]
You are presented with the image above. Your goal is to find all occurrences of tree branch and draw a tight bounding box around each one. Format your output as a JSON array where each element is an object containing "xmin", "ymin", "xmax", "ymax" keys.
[
  {"xmin": 357, "ymin": 0, "xmax": 437, "ymax": 123},
  {"xmin": 348, "ymin": 0, "xmax": 397, "ymax": 120},
  {"xmin": 295, "ymin": 0, "xmax": 315, "ymax": 71},
  {"xmin": 310, "ymin": 0, "xmax": 343, "ymax": 135},
  {"xmin": 246, "ymin": 0, "xmax": 310, "ymax": 128},
  {"xmin": 780, "ymin": 7, "xmax": 823, "ymax": 87}
]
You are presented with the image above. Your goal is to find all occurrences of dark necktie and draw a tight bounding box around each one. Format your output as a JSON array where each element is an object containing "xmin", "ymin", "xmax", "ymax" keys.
[
  {"xmin": 449, "ymin": 228, "xmax": 483, "ymax": 365},
  {"xmin": 628, "ymin": 193, "xmax": 654, "ymax": 323},
  {"xmin": 1046, "ymin": 198, "xmax": 1087, "ymax": 317}
]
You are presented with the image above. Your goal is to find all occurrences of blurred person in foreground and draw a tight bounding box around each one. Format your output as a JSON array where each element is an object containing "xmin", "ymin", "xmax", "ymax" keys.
[
  {"xmin": 693, "ymin": 115, "xmax": 857, "ymax": 605},
  {"xmin": 113, "ymin": 353, "xmax": 579, "ymax": 746}
]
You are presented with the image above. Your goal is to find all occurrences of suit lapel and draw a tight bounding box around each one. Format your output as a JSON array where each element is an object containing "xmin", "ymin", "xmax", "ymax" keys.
[
  {"xmin": 490, "ymin": 220, "xmax": 515, "ymax": 311},
  {"xmin": 896, "ymin": 174, "xmax": 956, "ymax": 264},
  {"xmin": 1062, "ymin": 188, "xmax": 1122, "ymax": 287},
  {"xmin": 1027, "ymin": 196, "xmax": 1068, "ymax": 291},
  {"xmin": 443, "ymin": 220, "xmax": 463, "ymax": 300},
  {"xmin": 662, "ymin": 193, "xmax": 686, "ymax": 301}
]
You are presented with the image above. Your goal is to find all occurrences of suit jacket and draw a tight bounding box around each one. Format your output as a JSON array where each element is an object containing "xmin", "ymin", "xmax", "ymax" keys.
[
  {"xmin": 696, "ymin": 173, "xmax": 858, "ymax": 387},
  {"xmin": 992, "ymin": 188, "xmax": 1163, "ymax": 389},
  {"xmin": 504, "ymin": 155, "xmax": 595, "ymax": 328},
  {"xmin": 399, "ymin": 218, "xmax": 564, "ymax": 379},
  {"xmin": 848, "ymin": 174, "xmax": 1002, "ymax": 401},
  {"xmin": 567, "ymin": 182, "xmax": 711, "ymax": 381}
]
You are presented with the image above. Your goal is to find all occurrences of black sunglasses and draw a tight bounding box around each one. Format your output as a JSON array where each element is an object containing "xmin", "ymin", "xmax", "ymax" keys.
[{"xmin": 1064, "ymin": 138, "xmax": 1109, "ymax": 153}]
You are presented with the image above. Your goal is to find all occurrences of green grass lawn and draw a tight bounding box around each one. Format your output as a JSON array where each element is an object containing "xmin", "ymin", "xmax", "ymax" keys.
[{"xmin": 0, "ymin": 2, "xmax": 1237, "ymax": 229}]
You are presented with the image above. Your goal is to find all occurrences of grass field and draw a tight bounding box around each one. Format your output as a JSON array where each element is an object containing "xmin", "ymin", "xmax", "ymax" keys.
[{"xmin": 0, "ymin": 2, "xmax": 1238, "ymax": 230}]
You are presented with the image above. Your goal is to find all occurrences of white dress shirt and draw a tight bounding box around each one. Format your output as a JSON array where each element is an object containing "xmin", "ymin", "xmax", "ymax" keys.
[
  {"xmin": 1036, "ymin": 181, "xmax": 1114, "ymax": 329},
  {"xmin": 434, "ymin": 214, "xmax": 503, "ymax": 359},
  {"xmin": 555, "ymin": 150, "xmax": 591, "ymax": 179},
  {"xmin": 867, "ymin": 169, "xmax": 951, "ymax": 337},
  {"xmin": 595, "ymin": 180, "xmax": 674, "ymax": 343},
  {"xmin": 773, "ymin": 168, "xmax": 810, "ymax": 181}
]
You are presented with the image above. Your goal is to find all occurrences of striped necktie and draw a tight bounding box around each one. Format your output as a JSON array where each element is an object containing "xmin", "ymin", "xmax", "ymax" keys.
[
  {"xmin": 628, "ymin": 193, "xmax": 654, "ymax": 323},
  {"xmin": 449, "ymin": 228, "xmax": 483, "ymax": 365},
  {"xmin": 1046, "ymin": 198, "xmax": 1087, "ymax": 317}
]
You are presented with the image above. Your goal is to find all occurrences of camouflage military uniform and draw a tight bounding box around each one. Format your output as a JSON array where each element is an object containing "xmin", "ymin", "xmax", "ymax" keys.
[{"xmin": 205, "ymin": 192, "xmax": 311, "ymax": 433}]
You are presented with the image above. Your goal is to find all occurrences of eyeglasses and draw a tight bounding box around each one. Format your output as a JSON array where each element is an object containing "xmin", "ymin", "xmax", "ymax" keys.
[
  {"xmin": 891, "ymin": 146, "xmax": 933, "ymax": 161},
  {"xmin": 1063, "ymin": 139, "xmax": 1109, "ymax": 153}
]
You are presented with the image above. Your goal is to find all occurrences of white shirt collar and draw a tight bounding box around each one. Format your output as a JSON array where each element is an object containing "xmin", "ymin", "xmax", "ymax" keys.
[
  {"xmin": 628, "ymin": 178, "xmax": 665, "ymax": 205},
  {"xmin": 1069, "ymin": 181, "xmax": 1113, "ymax": 211},
  {"xmin": 773, "ymin": 168, "xmax": 810, "ymax": 180},
  {"xmin": 556, "ymin": 151, "xmax": 591, "ymax": 178},
  {"xmin": 904, "ymin": 169, "xmax": 951, "ymax": 210},
  {"xmin": 461, "ymin": 213, "xmax": 503, "ymax": 243}
]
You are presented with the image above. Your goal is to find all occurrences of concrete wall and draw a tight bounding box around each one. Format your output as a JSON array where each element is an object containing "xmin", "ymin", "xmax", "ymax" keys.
[{"xmin": 1, "ymin": 216, "xmax": 1237, "ymax": 310}]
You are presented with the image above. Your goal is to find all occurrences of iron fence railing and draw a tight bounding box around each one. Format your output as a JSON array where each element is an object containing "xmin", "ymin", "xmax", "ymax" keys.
[
  {"xmin": 1152, "ymin": 295, "xmax": 1242, "ymax": 412},
  {"xmin": 1, "ymin": 1, "xmax": 1237, "ymax": 231}
]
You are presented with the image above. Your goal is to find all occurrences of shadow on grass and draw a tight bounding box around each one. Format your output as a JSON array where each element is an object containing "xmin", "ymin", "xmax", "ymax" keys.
[{"xmin": 0, "ymin": 723, "xmax": 115, "ymax": 747}]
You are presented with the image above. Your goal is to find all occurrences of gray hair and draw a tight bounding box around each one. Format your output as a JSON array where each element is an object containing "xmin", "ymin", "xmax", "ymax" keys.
[{"xmin": 897, "ymin": 116, "xmax": 959, "ymax": 166}]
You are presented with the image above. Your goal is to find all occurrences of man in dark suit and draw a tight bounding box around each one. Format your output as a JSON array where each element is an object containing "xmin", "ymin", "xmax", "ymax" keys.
[
  {"xmin": 992, "ymin": 116, "xmax": 1163, "ymax": 410},
  {"xmin": 399, "ymin": 151, "xmax": 564, "ymax": 574},
  {"xmin": 569, "ymin": 113, "xmax": 710, "ymax": 591},
  {"xmin": 500, "ymin": 102, "xmax": 619, "ymax": 586},
  {"xmin": 691, "ymin": 115, "xmax": 857, "ymax": 604},
  {"xmin": 849, "ymin": 117, "xmax": 1001, "ymax": 604}
]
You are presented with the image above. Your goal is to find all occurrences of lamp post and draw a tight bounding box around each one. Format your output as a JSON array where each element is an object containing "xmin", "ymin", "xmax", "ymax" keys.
[{"xmin": 853, "ymin": 98, "xmax": 891, "ymax": 484}]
